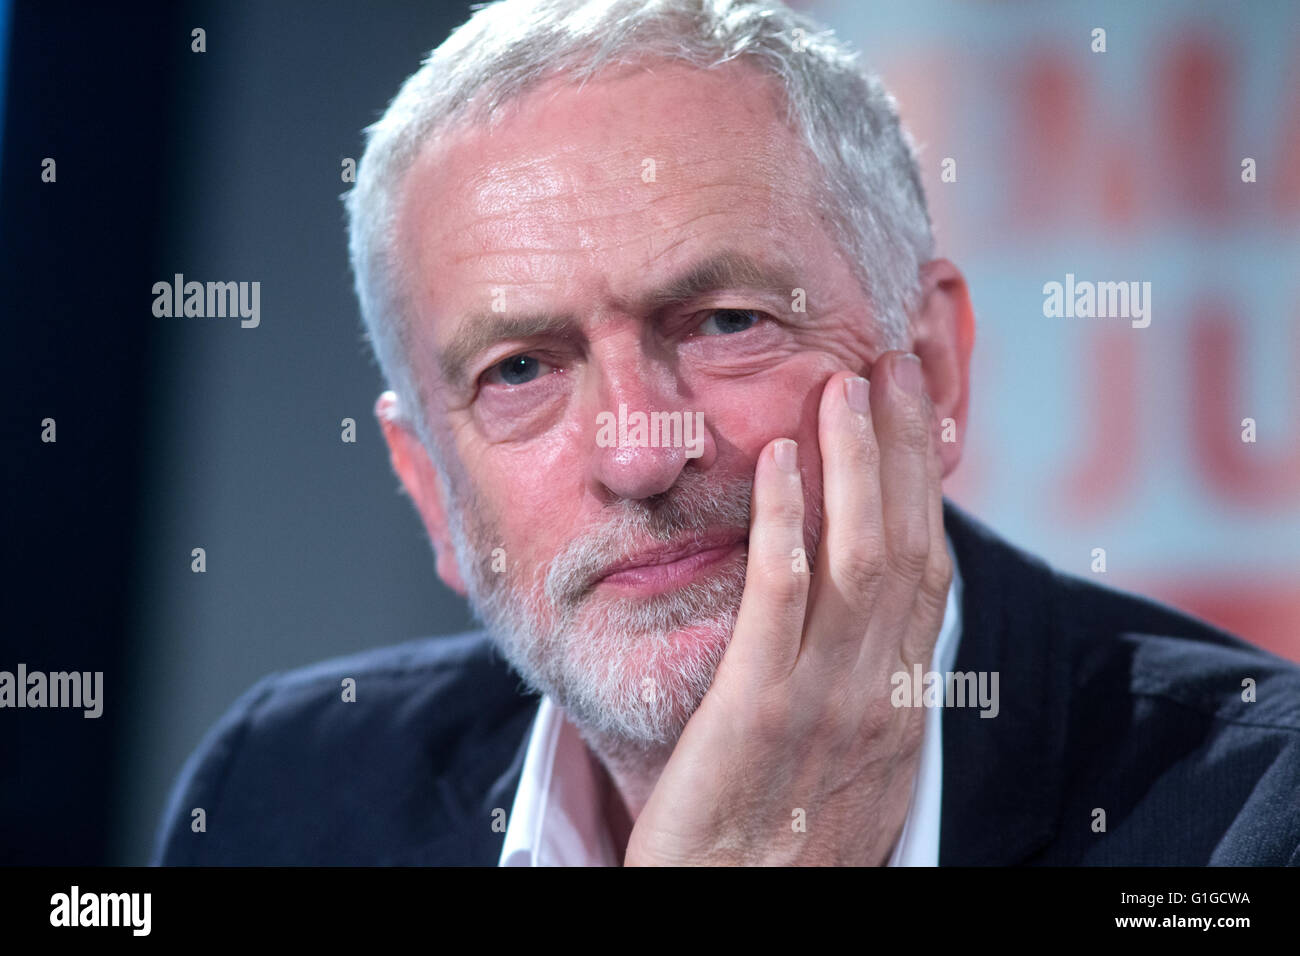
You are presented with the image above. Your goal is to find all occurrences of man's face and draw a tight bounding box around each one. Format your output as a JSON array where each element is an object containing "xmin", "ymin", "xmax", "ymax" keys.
[{"xmin": 392, "ymin": 59, "xmax": 915, "ymax": 748}]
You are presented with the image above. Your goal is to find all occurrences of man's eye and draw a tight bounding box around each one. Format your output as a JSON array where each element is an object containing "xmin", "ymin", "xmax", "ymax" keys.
[
  {"xmin": 484, "ymin": 354, "xmax": 554, "ymax": 387},
  {"xmin": 695, "ymin": 308, "xmax": 763, "ymax": 335}
]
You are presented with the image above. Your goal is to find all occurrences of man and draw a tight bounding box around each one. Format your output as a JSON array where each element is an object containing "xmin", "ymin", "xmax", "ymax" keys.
[{"xmin": 152, "ymin": 0, "xmax": 1300, "ymax": 866}]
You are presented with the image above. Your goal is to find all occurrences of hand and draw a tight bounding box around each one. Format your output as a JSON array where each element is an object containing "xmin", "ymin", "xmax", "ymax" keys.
[{"xmin": 623, "ymin": 351, "xmax": 952, "ymax": 866}]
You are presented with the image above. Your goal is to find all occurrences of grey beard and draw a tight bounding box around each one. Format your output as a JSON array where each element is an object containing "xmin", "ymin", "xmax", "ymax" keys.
[{"xmin": 443, "ymin": 466, "xmax": 819, "ymax": 748}]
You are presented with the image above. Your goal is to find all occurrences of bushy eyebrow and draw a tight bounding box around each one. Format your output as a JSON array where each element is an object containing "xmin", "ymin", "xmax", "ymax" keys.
[
  {"xmin": 640, "ymin": 249, "xmax": 802, "ymax": 312},
  {"xmin": 437, "ymin": 249, "xmax": 804, "ymax": 389},
  {"xmin": 438, "ymin": 311, "xmax": 577, "ymax": 389}
]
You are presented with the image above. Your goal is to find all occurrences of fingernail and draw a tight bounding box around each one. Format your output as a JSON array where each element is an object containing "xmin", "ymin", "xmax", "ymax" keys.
[
  {"xmin": 844, "ymin": 376, "xmax": 870, "ymax": 413},
  {"xmin": 774, "ymin": 438, "xmax": 798, "ymax": 473},
  {"xmin": 893, "ymin": 354, "xmax": 923, "ymax": 396}
]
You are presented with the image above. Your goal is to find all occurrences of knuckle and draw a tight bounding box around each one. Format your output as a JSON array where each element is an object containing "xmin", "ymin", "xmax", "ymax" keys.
[
  {"xmin": 919, "ymin": 550, "xmax": 954, "ymax": 608},
  {"xmin": 887, "ymin": 523, "xmax": 930, "ymax": 579},
  {"xmin": 753, "ymin": 558, "xmax": 808, "ymax": 607},
  {"xmin": 901, "ymin": 630, "xmax": 936, "ymax": 673},
  {"xmin": 767, "ymin": 497, "xmax": 804, "ymax": 532},
  {"xmin": 836, "ymin": 541, "xmax": 887, "ymax": 595},
  {"xmin": 857, "ymin": 692, "xmax": 896, "ymax": 743},
  {"xmin": 853, "ymin": 427, "xmax": 882, "ymax": 471},
  {"xmin": 891, "ymin": 414, "xmax": 932, "ymax": 454}
]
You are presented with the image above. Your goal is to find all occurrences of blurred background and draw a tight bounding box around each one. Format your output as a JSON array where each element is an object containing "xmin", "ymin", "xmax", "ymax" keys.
[{"xmin": 3, "ymin": 0, "xmax": 1297, "ymax": 865}]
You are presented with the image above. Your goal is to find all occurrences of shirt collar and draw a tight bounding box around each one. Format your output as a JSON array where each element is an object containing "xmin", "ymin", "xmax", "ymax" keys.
[{"xmin": 498, "ymin": 694, "xmax": 621, "ymax": 866}]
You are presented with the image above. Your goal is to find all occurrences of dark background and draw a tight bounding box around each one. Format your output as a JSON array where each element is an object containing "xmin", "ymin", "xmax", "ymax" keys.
[{"xmin": 3, "ymin": 0, "xmax": 481, "ymax": 865}]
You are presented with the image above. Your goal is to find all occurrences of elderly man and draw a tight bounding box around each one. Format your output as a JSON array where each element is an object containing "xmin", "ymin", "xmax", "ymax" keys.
[{"xmin": 153, "ymin": 0, "xmax": 1300, "ymax": 866}]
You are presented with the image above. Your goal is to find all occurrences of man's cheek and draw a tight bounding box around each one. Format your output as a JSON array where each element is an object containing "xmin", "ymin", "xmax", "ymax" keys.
[{"xmin": 703, "ymin": 405, "xmax": 810, "ymax": 465}]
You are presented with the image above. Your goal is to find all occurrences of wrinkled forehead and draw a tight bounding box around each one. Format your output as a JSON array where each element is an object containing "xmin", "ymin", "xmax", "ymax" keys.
[{"xmin": 395, "ymin": 57, "xmax": 825, "ymax": 306}]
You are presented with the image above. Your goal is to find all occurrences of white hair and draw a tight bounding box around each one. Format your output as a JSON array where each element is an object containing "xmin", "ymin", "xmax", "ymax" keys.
[{"xmin": 344, "ymin": 0, "xmax": 934, "ymax": 448}]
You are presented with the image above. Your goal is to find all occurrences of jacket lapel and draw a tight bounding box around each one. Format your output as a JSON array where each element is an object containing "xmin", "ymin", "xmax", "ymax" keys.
[{"xmin": 418, "ymin": 673, "xmax": 539, "ymax": 866}]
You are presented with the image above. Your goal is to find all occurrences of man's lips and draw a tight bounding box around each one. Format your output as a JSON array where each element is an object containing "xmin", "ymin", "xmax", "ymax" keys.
[{"xmin": 593, "ymin": 532, "xmax": 747, "ymax": 595}]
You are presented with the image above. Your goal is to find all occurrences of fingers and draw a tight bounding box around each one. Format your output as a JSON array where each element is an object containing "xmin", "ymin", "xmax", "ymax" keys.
[
  {"xmin": 726, "ymin": 352, "xmax": 948, "ymax": 690},
  {"xmin": 724, "ymin": 437, "xmax": 811, "ymax": 683},
  {"xmin": 802, "ymin": 370, "xmax": 885, "ymax": 660},
  {"xmin": 872, "ymin": 352, "xmax": 933, "ymax": 577},
  {"xmin": 907, "ymin": 399, "xmax": 954, "ymax": 669},
  {"xmin": 867, "ymin": 351, "xmax": 944, "ymax": 667},
  {"xmin": 799, "ymin": 352, "xmax": 945, "ymax": 676},
  {"xmin": 921, "ymin": 387, "xmax": 953, "ymax": 612}
]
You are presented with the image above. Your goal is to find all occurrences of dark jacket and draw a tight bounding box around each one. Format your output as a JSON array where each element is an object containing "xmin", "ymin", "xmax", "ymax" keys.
[{"xmin": 151, "ymin": 501, "xmax": 1300, "ymax": 865}]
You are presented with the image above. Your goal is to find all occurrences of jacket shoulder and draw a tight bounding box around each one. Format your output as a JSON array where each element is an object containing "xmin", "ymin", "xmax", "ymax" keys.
[
  {"xmin": 946, "ymin": 497, "xmax": 1300, "ymax": 727},
  {"xmin": 151, "ymin": 631, "xmax": 537, "ymax": 865},
  {"xmin": 942, "ymin": 500, "xmax": 1300, "ymax": 864},
  {"xmin": 1040, "ymin": 550, "xmax": 1300, "ymax": 732},
  {"xmin": 1061, "ymin": 569, "xmax": 1300, "ymax": 864}
]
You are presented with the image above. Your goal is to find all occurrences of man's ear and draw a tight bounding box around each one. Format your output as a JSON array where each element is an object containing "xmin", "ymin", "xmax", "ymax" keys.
[
  {"xmin": 375, "ymin": 391, "xmax": 468, "ymax": 597},
  {"xmin": 908, "ymin": 258, "xmax": 976, "ymax": 479}
]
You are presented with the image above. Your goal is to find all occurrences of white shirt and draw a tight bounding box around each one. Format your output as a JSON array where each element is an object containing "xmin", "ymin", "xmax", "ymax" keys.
[{"xmin": 500, "ymin": 536, "xmax": 964, "ymax": 866}]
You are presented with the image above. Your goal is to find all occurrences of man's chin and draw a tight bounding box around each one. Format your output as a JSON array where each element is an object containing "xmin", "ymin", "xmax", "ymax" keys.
[
  {"xmin": 623, "ymin": 619, "xmax": 733, "ymax": 690},
  {"xmin": 482, "ymin": 559, "xmax": 747, "ymax": 747},
  {"xmin": 545, "ymin": 609, "xmax": 738, "ymax": 747}
]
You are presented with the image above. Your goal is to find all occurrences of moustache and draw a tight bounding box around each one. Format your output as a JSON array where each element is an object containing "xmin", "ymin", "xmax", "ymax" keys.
[{"xmin": 544, "ymin": 470, "xmax": 755, "ymax": 610}]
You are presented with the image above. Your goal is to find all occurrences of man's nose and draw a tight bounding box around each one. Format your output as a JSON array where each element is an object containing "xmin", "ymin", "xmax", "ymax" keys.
[{"xmin": 586, "ymin": 355, "xmax": 713, "ymax": 501}]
